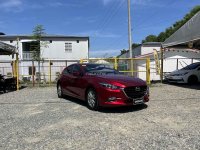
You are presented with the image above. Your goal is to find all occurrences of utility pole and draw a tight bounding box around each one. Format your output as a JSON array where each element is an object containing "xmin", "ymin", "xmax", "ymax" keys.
[
  {"xmin": 127, "ymin": 0, "xmax": 133, "ymax": 75},
  {"xmin": 128, "ymin": 0, "xmax": 132, "ymax": 57}
]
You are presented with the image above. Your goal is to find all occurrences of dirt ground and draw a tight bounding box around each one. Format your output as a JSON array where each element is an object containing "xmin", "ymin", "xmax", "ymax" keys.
[{"xmin": 0, "ymin": 83, "xmax": 199, "ymax": 150}]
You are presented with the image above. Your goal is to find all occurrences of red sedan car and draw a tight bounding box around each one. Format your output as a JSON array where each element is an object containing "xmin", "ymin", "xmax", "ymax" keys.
[{"xmin": 57, "ymin": 63, "xmax": 149, "ymax": 110}]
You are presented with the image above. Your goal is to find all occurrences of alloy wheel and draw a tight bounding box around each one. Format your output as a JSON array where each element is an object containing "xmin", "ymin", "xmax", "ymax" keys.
[
  {"xmin": 87, "ymin": 89, "xmax": 98, "ymax": 110},
  {"xmin": 57, "ymin": 84, "xmax": 63, "ymax": 98}
]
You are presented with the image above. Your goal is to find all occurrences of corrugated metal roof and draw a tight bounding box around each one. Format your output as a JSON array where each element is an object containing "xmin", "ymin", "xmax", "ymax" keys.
[
  {"xmin": 0, "ymin": 42, "xmax": 16, "ymax": 55},
  {"xmin": 163, "ymin": 11, "xmax": 200, "ymax": 48}
]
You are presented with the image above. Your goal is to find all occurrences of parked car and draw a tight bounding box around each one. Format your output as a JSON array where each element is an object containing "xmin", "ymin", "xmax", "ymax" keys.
[
  {"xmin": 165, "ymin": 62, "xmax": 200, "ymax": 84},
  {"xmin": 57, "ymin": 63, "xmax": 149, "ymax": 110}
]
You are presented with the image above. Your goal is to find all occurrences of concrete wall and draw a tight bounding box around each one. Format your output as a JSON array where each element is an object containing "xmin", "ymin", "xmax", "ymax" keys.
[{"xmin": 141, "ymin": 46, "xmax": 160, "ymax": 55}]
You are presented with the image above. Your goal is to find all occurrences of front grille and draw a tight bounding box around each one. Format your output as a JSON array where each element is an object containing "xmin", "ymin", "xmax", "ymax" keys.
[{"xmin": 123, "ymin": 86, "xmax": 147, "ymax": 99}]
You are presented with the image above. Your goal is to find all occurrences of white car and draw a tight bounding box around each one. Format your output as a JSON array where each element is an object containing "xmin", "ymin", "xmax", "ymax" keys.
[{"xmin": 165, "ymin": 62, "xmax": 200, "ymax": 84}]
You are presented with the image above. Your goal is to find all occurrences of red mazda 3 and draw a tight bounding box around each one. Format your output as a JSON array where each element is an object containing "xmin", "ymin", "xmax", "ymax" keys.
[{"xmin": 57, "ymin": 63, "xmax": 149, "ymax": 110}]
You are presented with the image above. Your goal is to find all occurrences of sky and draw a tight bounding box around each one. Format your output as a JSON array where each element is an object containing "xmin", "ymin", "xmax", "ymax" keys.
[{"xmin": 0, "ymin": 0, "xmax": 199, "ymax": 58}]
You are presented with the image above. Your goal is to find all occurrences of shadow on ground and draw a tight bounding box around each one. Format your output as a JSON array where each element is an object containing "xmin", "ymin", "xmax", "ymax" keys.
[
  {"xmin": 0, "ymin": 86, "xmax": 27, "ymax": 95},
  {"xmin": 162, "ymin": 82, "xmax": 200, "ymax": 90},
  {"xmin": 63, "ymin": 95, "xmax": 148, "ymax": 113}
]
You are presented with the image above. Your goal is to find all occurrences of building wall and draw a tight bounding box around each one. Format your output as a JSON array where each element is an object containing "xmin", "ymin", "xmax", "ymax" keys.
[
  {"xmin": 141, "ymin": 46, "xmax": 160, "ymax": 56},
  {"xmin": 0, "ymin": 36, "xmax": 89, "ymax": 78},
  {"xmin": 0, "ymin": 37, "xmax": 89, "ymax": 60},
  {"xmin": 42, "ymin": 38, "xmax": 88, "ymax": 60}
]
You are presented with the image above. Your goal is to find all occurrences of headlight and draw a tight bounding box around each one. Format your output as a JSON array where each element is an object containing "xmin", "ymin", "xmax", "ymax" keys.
[{"xmin": 99, "ymin": 82, "xmax": 121, "ymax": 90}]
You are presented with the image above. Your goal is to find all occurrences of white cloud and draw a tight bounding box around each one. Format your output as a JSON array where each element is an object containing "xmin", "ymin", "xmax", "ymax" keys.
[{"xmin": 0, "ymin": 0, "xmax": 23, "ymax": 12}]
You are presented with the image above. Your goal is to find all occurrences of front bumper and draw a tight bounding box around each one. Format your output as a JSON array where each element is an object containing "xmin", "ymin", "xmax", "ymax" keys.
[
  {"xmin": 165, "ymin": 76, "xmax": 185, "ymax": 83},
  {"xmin": 97, "ymin": 87, "xmax": 149, "ymax": 107}
]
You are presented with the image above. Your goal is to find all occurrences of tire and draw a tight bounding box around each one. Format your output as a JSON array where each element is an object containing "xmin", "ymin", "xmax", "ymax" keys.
[
  {"xmin": 86, "ymin": 88, "xmax": 99, "ymax": 110},
  {"xmin": 188, "ymin": 75, "xmax": 198, "ymax": 85},
  {"xmin": 57, "ymin": 83, "xmax": 64, "ymax": 98}
]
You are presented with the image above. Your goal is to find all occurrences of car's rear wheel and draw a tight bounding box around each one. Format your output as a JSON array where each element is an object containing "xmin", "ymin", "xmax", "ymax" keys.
[
  {"xmin": 57, "ymin": 83, "xmax": 64, "ymax": 98},
  {"xmin": 86, "ymin": 89, "xmax": 99, "ymax": 110},
  {"xmin": 188, "ymin": 75, "xmax": 198, "ymax": 85}
]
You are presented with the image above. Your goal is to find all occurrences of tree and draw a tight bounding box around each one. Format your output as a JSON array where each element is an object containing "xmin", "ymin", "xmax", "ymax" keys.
[
  {"xmin": 142, "ymin": 5, "xmax": 200, "ymax": 43},
  {"xmin": 142, "ymin": 35, "xmax": 158, "ymax": 43},
  {"xmin": 132, "ymin": 43, "xmax": 140, "ymax": 49},
  {"xmin": 31, "ymin": 25, "xmax": 48, "ymax": 85},
  {"xmin": 120, "ymin": 49, "xmax": 128, "ymax": 55}
]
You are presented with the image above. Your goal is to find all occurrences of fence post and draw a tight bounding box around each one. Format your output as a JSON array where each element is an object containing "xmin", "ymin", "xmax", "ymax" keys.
[
  {"xmin": 80, "ymin": 59, "xmax": 83, "ymax": 64},
  {"xmin": 49, "ymin": 60, "xmax": 52, "ymax": 86},
  {"xmin": 13, "ymin": 61, "xmax": 16, "ymax": 77},
  {"xmin": 32, "ymin": 61, "xmax": 35, "ymax": 87},
  {"xmin": 16, "ymin": 53, "xmax": 19, "ymax": 90},
  {"xmin": 131, "ymin": 59, "xmax": 134, "ymax": 76},
  {"xmin": 146, "ymin": 58, "xmax": 150, "ymax": 85},
  {"xmin": 114, "ymin": 57, "xmax": 118, "ymax": 70}
]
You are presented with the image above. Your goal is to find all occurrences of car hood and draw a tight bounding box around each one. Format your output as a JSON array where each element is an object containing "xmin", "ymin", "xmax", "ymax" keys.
[
  {"xmin": 96, "ymin": 75, "xmax": 147, "ymax": 86},
  {"xmin": 169, "ymin": 69, "xmax": 189, "ymax": 75}
]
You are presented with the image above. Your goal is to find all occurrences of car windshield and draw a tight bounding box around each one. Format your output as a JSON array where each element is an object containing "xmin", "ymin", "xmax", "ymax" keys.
[
  {"xmin": 181, "ymin": 62, "xmax": 200, "ymax": 70},
  {"xmin": 83, "ymin": 64, "xmax": 119, "ymax": 75}
]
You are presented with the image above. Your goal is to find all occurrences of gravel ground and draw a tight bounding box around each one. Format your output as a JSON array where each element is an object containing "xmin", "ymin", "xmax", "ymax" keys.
[{"xmin": 0, "ymin": 84, "xmax": 200, "ymax": 150}]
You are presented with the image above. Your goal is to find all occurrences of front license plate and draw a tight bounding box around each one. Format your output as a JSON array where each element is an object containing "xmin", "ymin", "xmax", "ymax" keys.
[{"xmin": 134, "ymin": 98, "xmax": 144, "ymax": 104}]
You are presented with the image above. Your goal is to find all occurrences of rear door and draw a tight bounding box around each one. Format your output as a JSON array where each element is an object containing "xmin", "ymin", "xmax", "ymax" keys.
[
  {"xmin": 70, "ymin": 64, "xmax": 87, "ymax": 99},
  {"xmin": 60, "ymin": 65, "xmax": 74, "ymax": 96}
]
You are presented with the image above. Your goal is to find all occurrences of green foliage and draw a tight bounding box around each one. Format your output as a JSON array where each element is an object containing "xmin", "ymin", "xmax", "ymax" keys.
[
  {"xmin": 132, "ymin": 43, "xmax": 140, "ymax": 49},
  {"xmin": 120, "ymin": 49, "xmax": 129, "ymax": 55},
  {"xmin": 31, "ymin": 24, "xmax": 47, "ymax": 61},
  {"xmin": 142, "ymin": 35, "xmax": 158, "ymax": 43},
  {"xmin": 142, "ymin": 5, "xmax": 200, "ymax": 43}
]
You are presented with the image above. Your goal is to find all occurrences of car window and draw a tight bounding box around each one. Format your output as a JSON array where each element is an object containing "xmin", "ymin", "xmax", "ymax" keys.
[
  {"xmin": 73, "ymin": 65, "xmax": 81, "ymax": 73},
  {"xmin": 181, "ymin": 63, "xmax": 200, "ymax": 70},
  {"xmin": 83, "ymin": 64, "xmax": 119, "ymax": 75},
  {"xmin": 63, "ymin": 65, "xmax": 73, "ymax": 75}
]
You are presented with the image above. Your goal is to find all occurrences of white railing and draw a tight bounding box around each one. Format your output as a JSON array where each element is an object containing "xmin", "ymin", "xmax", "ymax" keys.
[{"xmin": 23, "ymin": 52, "xmax": 34, "ymax": 60}]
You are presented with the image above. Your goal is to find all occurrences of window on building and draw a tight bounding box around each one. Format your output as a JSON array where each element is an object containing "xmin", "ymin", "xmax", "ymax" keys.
[
  {"xmin": 29, "ymin": 66, "xmax": 36, "ymax": 75},
  {"xmin": 65, "ymin": 43, "xmax": 72, "ymax": 52}
]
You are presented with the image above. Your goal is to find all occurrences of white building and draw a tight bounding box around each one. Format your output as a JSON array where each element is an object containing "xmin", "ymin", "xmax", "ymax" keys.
[
  {"xmin": 0, "ymin": 35, "xmax": 89, "ymax": 60},
  {"xmin": 0, "ymin": 35, "xmax": 89, "ymax": 81},
  {"xmin": 119, "ymin": 42, "xmax": 200, "ymax": 81}
]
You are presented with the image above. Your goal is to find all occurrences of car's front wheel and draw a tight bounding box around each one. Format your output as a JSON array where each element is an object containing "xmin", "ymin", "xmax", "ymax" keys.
[
  {"xmin": 86, "ymin": 88, "xmax": 99, "ymax": 110},
  {"xmin": 57, "ymin": 83, "xmax": 64, "ymax": 98}
]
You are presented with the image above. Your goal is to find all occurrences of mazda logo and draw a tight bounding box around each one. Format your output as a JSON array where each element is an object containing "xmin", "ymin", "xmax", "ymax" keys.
[{"xmin": 135, "ymin": 87, "xmax": 141, "ymax": 91}]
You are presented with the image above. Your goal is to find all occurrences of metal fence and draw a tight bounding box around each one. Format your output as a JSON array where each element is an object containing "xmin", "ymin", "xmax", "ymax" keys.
[
  {"xmin": 0, "ymin": 60, "xmax": 79, "ymax": 87},
  {"xmin": 0, "ymin": 58, "xmax": 151, "ymax": 88},
  {"xmin": 80, "ymin": 57, "xmax": 151, "ymax": 84}
]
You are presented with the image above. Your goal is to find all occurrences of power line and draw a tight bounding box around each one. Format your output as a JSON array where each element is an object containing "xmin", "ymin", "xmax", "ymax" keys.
[
  {"xmin": 92, "ymin": 0, "xmax": 126, "ymax": 43},
  {"xmin": 105, "ymin": 0, "xmax": 178, "ymax": 50}
]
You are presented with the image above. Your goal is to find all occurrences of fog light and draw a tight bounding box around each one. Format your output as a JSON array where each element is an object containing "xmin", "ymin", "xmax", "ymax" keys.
[
  {"xmin": 107, "ymin": 97, "xmax": 122, "ymax": 102},
  {"xmin": 108, "ymin": 97, "xmax": 117, "ymax": 101}
]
